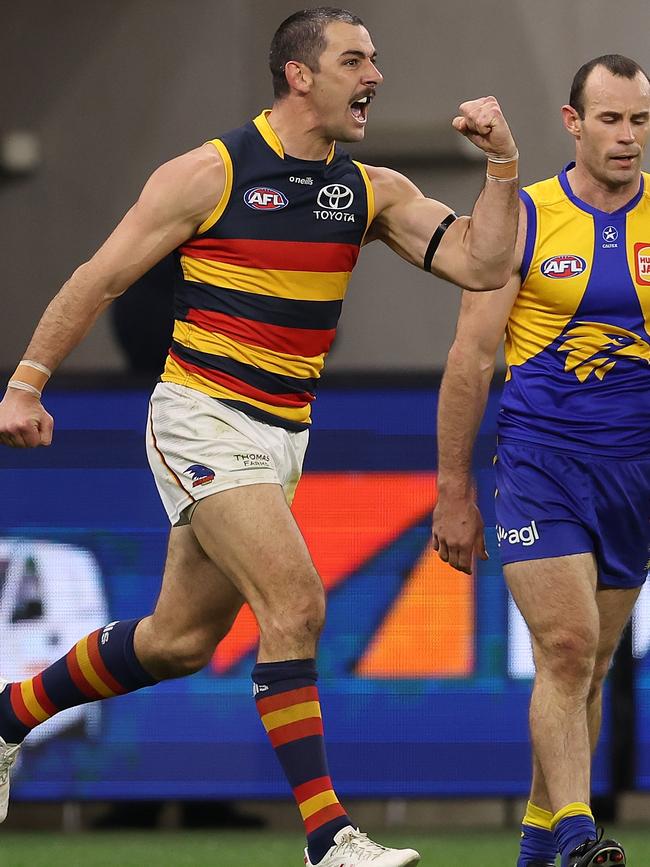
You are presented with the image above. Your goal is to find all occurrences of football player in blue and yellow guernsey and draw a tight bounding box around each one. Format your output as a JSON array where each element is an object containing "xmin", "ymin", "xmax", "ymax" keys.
[
  {"xmin": 434, "ymin": 54, "xmax": 650, "ymax": 867},
  {"xmin": 0, "ymin": 7, "xmax": 520, "ymax": 867}
]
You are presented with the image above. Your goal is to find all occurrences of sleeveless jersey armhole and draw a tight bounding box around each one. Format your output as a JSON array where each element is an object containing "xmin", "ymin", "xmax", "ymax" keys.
[
  {"xmin": 353, "ymin": 161, "xmax": 375, "ymax": 241},
  {"xmin": 519, "ymin": 188, "xmax": 538, "ymax": 284},
  {"xmin": 196, "ymin": 139, "xmax": 234, "ymax": 235}
]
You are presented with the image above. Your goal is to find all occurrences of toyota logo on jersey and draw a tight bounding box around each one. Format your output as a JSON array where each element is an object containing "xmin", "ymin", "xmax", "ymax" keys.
[
  {"xmin": 244, "ymin": 187, "xmax": 288, "ymax": 211},
  {"xmin": 317, "ymin": 184, "xmax": 354, "ymax": 210},
  {"xmin": 540, "ymin": 255, "xmax": 587, "ymax": 278}
]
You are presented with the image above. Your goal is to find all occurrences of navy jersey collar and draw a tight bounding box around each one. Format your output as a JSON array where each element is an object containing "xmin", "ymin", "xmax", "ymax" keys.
[{"xmin": 558, "ymin": 161, "xmax": 644, "ymax": 217}]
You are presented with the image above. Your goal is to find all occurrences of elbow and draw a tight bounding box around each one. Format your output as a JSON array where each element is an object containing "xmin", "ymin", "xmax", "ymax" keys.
[
  {"xmin": 447, "ymin": 340, "xmax": 496, "ymax": 379},
  {"xmin": 462, "ymin": 262, "xmax": 511, "ymax": 292}
]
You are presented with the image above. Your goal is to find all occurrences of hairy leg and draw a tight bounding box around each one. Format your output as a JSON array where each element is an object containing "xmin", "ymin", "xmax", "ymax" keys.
[
  {"xmin": 135, "ymin": 523, "xmax": 244, "ymax": 679},
  {"xmin": 527, "ymin": 584, "xmax": 641, "ymax": 811},
  {"xmin": 189, "ymin": 483, "xmax": 325, "ymax": 661},
  {"xmin": 505, "ymin": 553, "xmax": 598, "ymax": 812}
]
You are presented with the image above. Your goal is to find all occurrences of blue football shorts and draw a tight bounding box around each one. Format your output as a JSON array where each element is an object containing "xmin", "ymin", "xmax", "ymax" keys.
[{"xmin": 493, "ymin": 440, "xmax": 650, "ymax": 588}]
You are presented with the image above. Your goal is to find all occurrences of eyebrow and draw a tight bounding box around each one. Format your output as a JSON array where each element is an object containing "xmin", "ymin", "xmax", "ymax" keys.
[
  {"xmin": 596, "ymin": 110, "xmax": 650, "ymax": 118},
  {"xmin": 339, "ymin": 49, "xmax": 378, "ymax": 61}
]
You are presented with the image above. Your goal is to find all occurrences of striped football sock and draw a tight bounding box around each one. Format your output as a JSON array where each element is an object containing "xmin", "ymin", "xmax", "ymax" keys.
[
  {"xmin": 253, "ymin": 658, "xmax": 350, "ymax": 865},
  {"xmin": 0, "ymin": 619, "xmax": 157, "ymax": 744},
  {"xmin": 517, "ymin": 801, "xmax": 557, "ymax": 866}
]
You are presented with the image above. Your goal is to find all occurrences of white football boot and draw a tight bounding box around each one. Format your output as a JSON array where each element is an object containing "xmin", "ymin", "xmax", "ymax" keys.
[
  {"xmin": 304, "ymin": 826, "xmax": 420, "ymax": 866},
  {"xmin": 0, "ymin": 680, "xmax": 21, "ymax": 822}
]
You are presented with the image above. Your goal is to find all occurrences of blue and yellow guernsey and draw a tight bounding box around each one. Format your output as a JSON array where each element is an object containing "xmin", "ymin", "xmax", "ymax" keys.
[
  {"xmin": 499, "ymin": 162, "xmax": 650, "ymax": 457},
  {"xmin": 161, "ymin": 111, "xmax": 373, "ymax": 431}
]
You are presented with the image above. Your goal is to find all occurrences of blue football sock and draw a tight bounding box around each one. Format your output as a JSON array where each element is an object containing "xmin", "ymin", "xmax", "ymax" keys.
[{"xmin": 554, "ymin": 809, "xmax": 597, "ymax": 867}]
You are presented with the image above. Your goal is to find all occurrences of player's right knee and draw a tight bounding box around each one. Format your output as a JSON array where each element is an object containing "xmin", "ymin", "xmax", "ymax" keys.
[
  {"xmin": 258, "ymin": 590, "xmax": 326, "ymax": 644},
  {"xmin": 536, "ymin": 627, "xmax": 597, "ymax": 686}
]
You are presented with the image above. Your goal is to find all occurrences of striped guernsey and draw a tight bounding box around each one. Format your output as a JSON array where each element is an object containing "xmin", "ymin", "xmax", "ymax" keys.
[{"xmin": 162, "ymin": 110, "xmax": 374, "ymax": 431}]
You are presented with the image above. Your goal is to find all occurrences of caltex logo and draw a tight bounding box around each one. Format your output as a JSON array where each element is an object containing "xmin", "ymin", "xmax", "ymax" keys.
[{"xmin": 602, "ymin": 226, "xmax": 618, "ymax": 242}]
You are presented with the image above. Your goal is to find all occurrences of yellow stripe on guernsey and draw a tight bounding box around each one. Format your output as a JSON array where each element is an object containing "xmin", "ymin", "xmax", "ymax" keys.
[
  {"xmin": 253, "ymin": 110, "xmax": 336, "ymax": 164},
  {"xmin": 353, "ymin": 161, "xmax": 376, "ymax": 238},
  {"xmin": 20, "ymin": 681, "xmax": 50, "ymax": 723},
  {"xmin": 76, "ymin": 635, "xmax": 116, "ymax": 698},
  {"xmin": 181, "ymin": 256, "xmax": 349, "ymax": 302},
  {"xmin": 196, "ymin": 139, "xmax": 234, "ymax": 235},
  {"xmin": 173, "ymin": 321, "xmax": 325, "ymax": 379},
  {"xmin": 625, "ymin": 177, "xmax": 650, "ymax": 335},
  {"xmin": 505, "ymin": 176, "xmax": 595, "ymax": 378},
  {"xmin": 260, "ymin": 700, "xmax": 322, "ymax": 734},
  {"xmin": 164, "ymin": 355, "xmax": 312, "ymax": 425},
  {"xmin": 299, "ymin": 790, "xmax": 340, "ymax": 821}
]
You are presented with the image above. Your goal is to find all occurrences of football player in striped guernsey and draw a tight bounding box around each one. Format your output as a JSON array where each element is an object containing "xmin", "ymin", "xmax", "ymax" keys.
[{"xmin": 0, "ymin": 8, "xmax": 519, "ymax": 865}]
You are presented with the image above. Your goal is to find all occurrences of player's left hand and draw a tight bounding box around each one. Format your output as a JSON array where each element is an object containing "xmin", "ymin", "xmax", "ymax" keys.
[
  {"xmin": 451, "ymin": 96, "xmax": 517, "ymax": 160},
  {"xmin": 432, "ymin": 490, "xmax": 488, "ymax": 575}
]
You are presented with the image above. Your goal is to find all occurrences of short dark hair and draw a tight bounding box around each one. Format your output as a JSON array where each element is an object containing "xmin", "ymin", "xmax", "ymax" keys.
[
  {"xmin": 269, "ymin": 7, "xmax": 364, "ymax": 99},
  {"xmin": 570, "ymin": 54, "xmax": 650, "ymax": 118}
]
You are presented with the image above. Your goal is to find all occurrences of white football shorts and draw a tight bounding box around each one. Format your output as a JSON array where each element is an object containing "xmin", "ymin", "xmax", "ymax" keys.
[{"xmin": 146, "ymin": 382, "xmax": 309, "ymax": 526}]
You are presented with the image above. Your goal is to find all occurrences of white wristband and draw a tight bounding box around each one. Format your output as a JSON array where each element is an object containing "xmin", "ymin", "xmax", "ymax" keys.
[
  {"xmin": 7, "ymin": 380, "xmax": 42, "ymax": 398},
  {"xmin": 486, "ymin": 149, "xmax": 519, "ymax": 164},
  {"xmin": 20, "ymin": 360, "xmax": 52, "ymax": 377}
]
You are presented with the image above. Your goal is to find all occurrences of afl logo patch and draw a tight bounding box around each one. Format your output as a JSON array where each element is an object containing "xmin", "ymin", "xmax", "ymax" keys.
[
  {"xmin": 541, "ymin": 255, "xmax": 587, "ymax": 279},
  {"xmin": 244, "ymin": 187, "xmax": 288, "ymax": 211},
  {"xmin": 634, "ymin": 242, "xmax": 650, "ymax": 286}
]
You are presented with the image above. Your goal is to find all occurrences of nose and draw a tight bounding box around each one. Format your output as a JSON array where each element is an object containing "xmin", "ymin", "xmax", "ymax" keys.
[
  {"xmin": 619, "ymin": 119, "xmax": 635, "ymax": 143},
  {"xmin": 363, "ymin": 60, "xmax": 383, "ymax": 87}
]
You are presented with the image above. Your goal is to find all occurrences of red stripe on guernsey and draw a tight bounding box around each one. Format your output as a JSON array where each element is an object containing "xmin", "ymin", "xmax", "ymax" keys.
[
  {"xmin": 304, "ymin": 802, "xmax": 348, "ymax": 835},
  {"xmin": 86, "ymin": 629, "xmax": 128, "ymax": 695},
  {"xmin": 168, "ymin": 351, "xmax": 313, "ymax": 408},
  {"xmin": 65, "ymin": 647, "xmax": 104, "ymax": 700},
  {"xmin": 268, "ymin": 716, "xmax": 325, "ymax": 748},
  {"xmin": 186, "ymin": 308, "xmax": 336, "ymax": 357},
  {"xmin": 256, "ymin": 686, "xmax": 320, "ymax": 716},
  {"xmin": 179, "ymin": 238, "xmax": 359, "ymax": 273},
  {"xmin": 293, "ymin": 775, "xmax": 334, "ymax": 805},
  {"xmin": 32, "ymin": 674, "xmax": 58, "ymax": 718},
  {"xmin": 9, "ymin": 683, "xmax": 40, "ymax": 728}
]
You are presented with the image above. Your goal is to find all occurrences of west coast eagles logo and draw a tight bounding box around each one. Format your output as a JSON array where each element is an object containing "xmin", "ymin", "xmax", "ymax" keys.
[{"xmin": 557, "ymin": 321, "xmax": 650, "ymax": 382}]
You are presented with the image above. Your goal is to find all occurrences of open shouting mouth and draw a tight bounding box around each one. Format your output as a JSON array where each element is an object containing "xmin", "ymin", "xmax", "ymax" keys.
[{"xmin": 350, "ymin": 94, "xmax": 373, "ymax": 124}]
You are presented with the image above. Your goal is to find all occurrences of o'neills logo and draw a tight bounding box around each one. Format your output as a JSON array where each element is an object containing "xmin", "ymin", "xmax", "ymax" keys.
[
  {"xmin": 635, "ymin": 243, "xmax": 650, "ymax": 286},
  {"xmin": 496, "ymin": 520, "xmax": 540, "ymax": 547}
]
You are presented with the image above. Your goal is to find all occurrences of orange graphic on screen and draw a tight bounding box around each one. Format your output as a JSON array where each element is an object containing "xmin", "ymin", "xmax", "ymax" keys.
[
  {"xmin": 356, "ymin": 542, "xmax": 474, "ymax": 677},
  {"xmin": 211, "ymin": 472, "xmax": 474, "ymax": 677}
]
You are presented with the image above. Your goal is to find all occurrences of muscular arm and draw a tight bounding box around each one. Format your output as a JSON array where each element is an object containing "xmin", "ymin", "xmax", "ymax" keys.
[
  {"xmin": 0, "ymin": 143, "xmax": 225, "ymax": 447},
  {"xmin": 431, "ymin": 201, "xmax": 526, "ymax": 573},
  {"xmin": 365, "ymin": 97, "xmax": 519, "ymax": 290}
]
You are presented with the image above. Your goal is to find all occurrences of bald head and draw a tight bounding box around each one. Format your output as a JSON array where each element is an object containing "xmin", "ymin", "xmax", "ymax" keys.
[{"xmin": 570, "ymin": 54, "xmax": 650, "ymax": 118}]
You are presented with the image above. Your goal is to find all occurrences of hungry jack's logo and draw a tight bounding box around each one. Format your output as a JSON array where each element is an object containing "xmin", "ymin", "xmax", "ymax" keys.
[
  {"xmin": 635, "ymin": 243, "xmax": 650, "ymax": 285},
  {"xmin": 557, "ymin": 320, "xmax": 650, "ymax": 382}
]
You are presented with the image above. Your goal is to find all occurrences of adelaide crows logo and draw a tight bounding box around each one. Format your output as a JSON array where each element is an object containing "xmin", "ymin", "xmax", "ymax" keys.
[
  {"xmin": 184, "ymin": 464, "xmax": 215, "ymax": 487},
  {"xmin": 557, "ymin": 321, "xmax": 650, "ymax": 382}
]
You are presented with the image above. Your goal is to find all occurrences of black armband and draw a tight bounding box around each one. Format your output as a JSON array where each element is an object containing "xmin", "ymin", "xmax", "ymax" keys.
[{"xmin": 423, "ymin": 213, "xmax": 457, "ymax": 273}]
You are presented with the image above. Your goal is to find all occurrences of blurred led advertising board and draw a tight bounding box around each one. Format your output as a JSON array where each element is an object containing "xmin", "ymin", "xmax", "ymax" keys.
[{"xmin": 0, "ymin": 386, "xmax": 611, "ymax": 798}]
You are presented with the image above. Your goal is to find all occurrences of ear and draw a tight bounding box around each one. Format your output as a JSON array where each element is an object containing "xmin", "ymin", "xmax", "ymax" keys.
[
  {"xmin": 561, "ymin": 104, "xmax": 582, "ymax": 139},
  {"xmin": 284, "ymin": 60, "xmax": 313, "ymax": 95}
]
